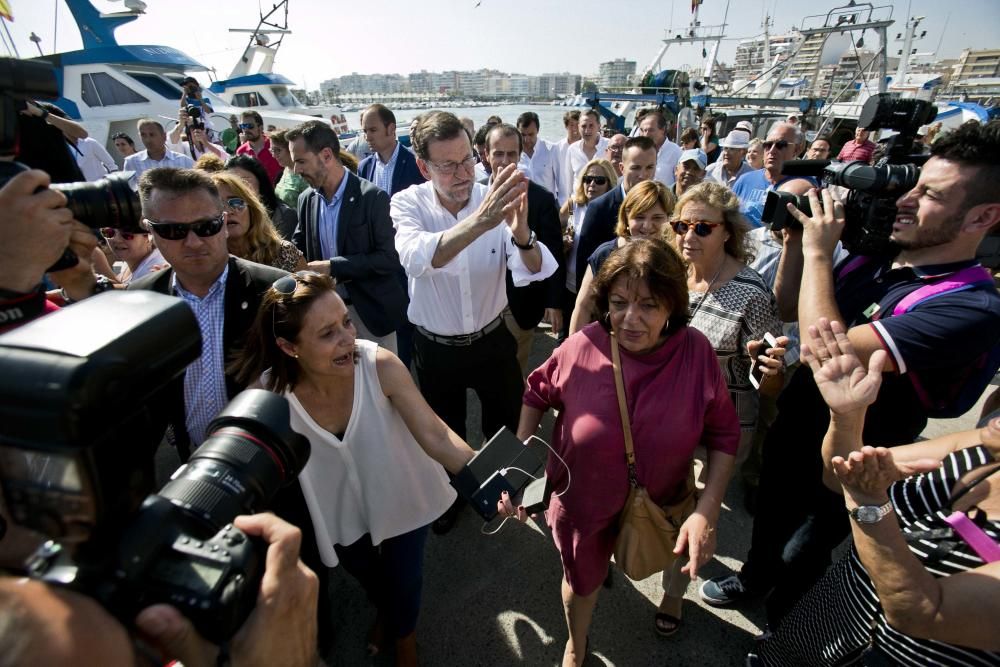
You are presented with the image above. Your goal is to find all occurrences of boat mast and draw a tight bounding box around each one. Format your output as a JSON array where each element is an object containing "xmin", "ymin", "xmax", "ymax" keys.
[{"xmin": 227, "ymin": 0, "xmax": 292, "ymax": 79}]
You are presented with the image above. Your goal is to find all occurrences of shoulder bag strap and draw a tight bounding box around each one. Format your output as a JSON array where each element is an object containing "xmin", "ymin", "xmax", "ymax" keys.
[{"xmin": 610, "ymin": 333, "xmax": 639, "ymax": 487}]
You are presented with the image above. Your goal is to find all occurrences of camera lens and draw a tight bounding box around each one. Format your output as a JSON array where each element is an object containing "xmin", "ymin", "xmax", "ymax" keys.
[
  {"xmin": 50, "ymin": 173, "xmax": 142, "ymax": 232},
  {"xmin": 155, "ymin": 390, "xmax": 310, "ymax": 529}
]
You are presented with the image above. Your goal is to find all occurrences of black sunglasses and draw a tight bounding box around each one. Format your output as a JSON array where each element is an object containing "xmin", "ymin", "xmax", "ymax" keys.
[
  {"xmin": 582, "ymin": 175, "xmax": 609, "ymax": 186},
  {"xmin": 144, "ymin": 215, "xmax": 225, "ymax": 241},
  {"xmin": 101, "ymin": 227, "xmax": 146, "ymax": 241},
  {"xmin": 670, "ymin": 219, "xmax": 723, "ymax": 237},
  {"xmin": 762, "ymin": 139, "xmax": 790, "ymax": 151}
]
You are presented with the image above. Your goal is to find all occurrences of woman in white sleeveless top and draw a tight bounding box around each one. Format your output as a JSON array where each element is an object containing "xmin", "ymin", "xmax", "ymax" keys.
[{"xmin": 234, "ymin": 272, "xmax": 475, "ymax": 666}]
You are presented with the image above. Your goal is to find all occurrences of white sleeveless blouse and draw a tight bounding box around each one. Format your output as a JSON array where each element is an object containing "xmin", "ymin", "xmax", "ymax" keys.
[{"xmin": 288, "ymin": 340, "xmax": 455, "ymax": 567}]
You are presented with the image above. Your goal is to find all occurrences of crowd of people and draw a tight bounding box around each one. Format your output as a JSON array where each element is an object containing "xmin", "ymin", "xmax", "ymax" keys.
[{"xmin": 0, "ymin": 90, "xmax": 999, "ymax": 667}]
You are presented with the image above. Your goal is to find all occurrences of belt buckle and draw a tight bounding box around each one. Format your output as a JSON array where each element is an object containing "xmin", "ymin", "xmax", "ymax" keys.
[{"xmin": 452, "ymin": 332, "xmax": 473, "ymax": 346}]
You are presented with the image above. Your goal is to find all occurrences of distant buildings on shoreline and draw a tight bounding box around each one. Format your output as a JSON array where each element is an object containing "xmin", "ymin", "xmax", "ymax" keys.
[{"xmin": 309, "ymin": 46, "xmax": 1000, "ymax": 105}]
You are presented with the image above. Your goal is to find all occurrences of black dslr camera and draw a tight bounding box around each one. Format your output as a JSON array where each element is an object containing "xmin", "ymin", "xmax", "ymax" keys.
[
  {"xmin": 1, "ymin": 58, "xmax": 142, "ymax": 270},
  {"xmin": 762, "ymin": 93, "xmax": 936, "ymax": 255},
  {"xmin": 0, "ymin": 291, "xmax": 310, "ymax": 642},
  {"xmin": 186, "ymin": 103, "xmax": 206, "ymax": 131}
]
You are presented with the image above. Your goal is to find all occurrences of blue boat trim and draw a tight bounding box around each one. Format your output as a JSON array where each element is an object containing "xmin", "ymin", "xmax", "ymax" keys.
[{"xmin": 209, "ymin": 73, "xmax": 296, "ymax": 93}]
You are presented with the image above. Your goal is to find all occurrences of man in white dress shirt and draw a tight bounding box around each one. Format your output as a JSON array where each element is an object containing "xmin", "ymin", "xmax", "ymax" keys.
[
  {"xmin": 637, "ymin": 108, "xmax": 681, "ymax": 187},
  {"xmin": 516, "ymin": 111, "xmax": 555, "ymax": 194},
  {"xmin": 550, "ymin": 109, "xmax": 581, "ymax": 205},
  {"xmin": 123, "ymin": 119, "xmax": 195, "ymax": 189},
  {"xmin": 564, "ymin": 109, "xmax": 608, "ymax": 199},
  {"xmin": 391, "ymin": 111, "xmax": 557, "ymax": 533}
]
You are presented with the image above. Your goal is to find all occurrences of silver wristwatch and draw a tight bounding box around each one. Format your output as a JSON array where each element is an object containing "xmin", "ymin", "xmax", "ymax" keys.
[{"xmin": 849, "ymin": 501, "xmax": 893, "ymax": 525}]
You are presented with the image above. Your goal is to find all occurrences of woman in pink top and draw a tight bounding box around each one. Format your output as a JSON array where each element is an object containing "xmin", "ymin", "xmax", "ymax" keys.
[{"xmin": 503, "ymin": 239, "xmax": 743, "ymax": 666}]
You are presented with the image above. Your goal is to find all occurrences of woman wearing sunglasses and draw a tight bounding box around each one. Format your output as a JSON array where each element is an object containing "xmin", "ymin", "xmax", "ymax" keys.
[
  {"xmin": 232, "ymin": 272, "xmax": 475, "ymax": 666},
  {"xmin": 100, "ymin": 226, "xmax": 166, "ymax": 285},
  {"xmin": 224, "ymin": 154, "xmax": 299, "ymax": 240},
  {"xmin": 568, "ymin": 180, "xmax": 675, "ymax": 334},
  {"xmin": 559, "ymin": 158, "xmax": 617, "ymax": 338},
  {"xmin": 211, "ymin": 172, "xmax": 306, "ymax": 273},
  {"xmin": 672, "ymin": 182, "xmax": 785, "ymax": 464}
]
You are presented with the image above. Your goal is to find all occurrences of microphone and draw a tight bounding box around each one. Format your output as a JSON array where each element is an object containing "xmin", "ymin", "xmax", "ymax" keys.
[{"xmin": 781, "ymin": 159, "xmax": 831, "ymax": 177}]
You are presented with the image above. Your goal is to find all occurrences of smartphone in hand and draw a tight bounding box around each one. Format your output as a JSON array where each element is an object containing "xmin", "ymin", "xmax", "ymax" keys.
[{"xmin": 748, "ymin": 331, "xmax": 780, "ymax": 390}]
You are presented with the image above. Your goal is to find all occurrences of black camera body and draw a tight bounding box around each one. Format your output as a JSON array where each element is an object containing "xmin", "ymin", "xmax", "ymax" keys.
[
  {"xmin": 0, "ymin": 292, "xmax": 310, "ymax": 642},
  {"xmin": 1, "ymin": 58, "xmax": 142, "ymax": 272},
  {"xmin": 762, "ymin": 94, "xmax": 936, "ymax": 255},
  {"xmin": 186, "ymin": 103, "xmax": 206, "ymax": 130}
]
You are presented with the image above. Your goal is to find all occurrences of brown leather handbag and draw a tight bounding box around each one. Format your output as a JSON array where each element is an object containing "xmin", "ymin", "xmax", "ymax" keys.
[{"xmin": 610, "ymin": 333, "xmax": 697, "ymax": 581}]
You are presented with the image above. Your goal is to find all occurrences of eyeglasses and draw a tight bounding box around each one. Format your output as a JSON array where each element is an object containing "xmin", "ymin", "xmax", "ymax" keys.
[
  {"xmin": 582, "ymin": 175, "xmax": 609, "ymax": 186},
  {"xmin": 101, "ymin": 227, "xmax": 145, "ymax": 241},
  {"xmin": 224, "ymin": 197, "xmax": 247, "ymax": 212},
  {"xmin": 670, "ymin": 219, "xmax": 723, "ymax": 237},
  {"xmin": 143, "ymin": 215, "xmax": 225, "ymax": 241},
  {"xmin": 762, "ymin": 139, "xmax": 790, "ymax": 151},
  {"xmin": 426, "ymin": 155, "xmax": 477, "ymax": 176},
  {"xmin": 239, "ymin": 123, "xmax": 257, "ymax": 130}
]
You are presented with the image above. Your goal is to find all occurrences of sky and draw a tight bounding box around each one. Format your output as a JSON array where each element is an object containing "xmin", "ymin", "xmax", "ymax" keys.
[{"xmin": 3, "ymin": 0, "xmax": 999, "ymax": 89}]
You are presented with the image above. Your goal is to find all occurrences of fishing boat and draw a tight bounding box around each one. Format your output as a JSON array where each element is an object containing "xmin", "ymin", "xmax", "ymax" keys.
[
  {"xmin": 206, "ymin": 0, "xmax": 352, "ymax": 136},
  {"xmin": 15, "ymin": 0, "xmax": 325, "ymax": 163}
]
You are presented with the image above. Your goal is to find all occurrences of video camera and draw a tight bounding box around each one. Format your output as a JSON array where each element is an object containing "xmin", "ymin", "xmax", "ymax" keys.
[
  {"xmin": 0, "ymin": 291, "xmax": 310, "ymax": 642},
  {"xmin": 762, "ymin": 94, "xmax": 936, "ymax": 255}
]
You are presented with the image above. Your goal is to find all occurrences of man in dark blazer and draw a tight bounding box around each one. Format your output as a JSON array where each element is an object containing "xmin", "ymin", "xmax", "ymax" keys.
[
  {"xmin": 574, "ymin": 135, "xmax": 658, "ymax": 292},
  {"xmin": 129, "ymin": 167, "xmax": 287, "ymax": 459},
  {"xmin": 357, "ymin": 103, "xmax": 426, "ymax": 196},
  {"xmin": 288, "ymin": 120, "xmax": 407, "ymax": 353},
  {"xmin": 129, "ymin": 166, "xmax": 332, "ymax": 654},
  {"xmin": 356, "ymin": 104, "xmax": 426, "ymax": 369},
  {"xmin": 486, "ymin": 124, "xmax": 564, "ymax": 372}
]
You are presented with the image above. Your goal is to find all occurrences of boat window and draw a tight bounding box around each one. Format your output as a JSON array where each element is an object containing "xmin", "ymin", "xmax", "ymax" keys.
[
  {"xmin": 128, "ymin": 73, "xmax": 183, "ymax": 101},
  {"xmin": 80, "ymin": 72, "xmax": 149, "ymax": 107},
  {"xmin": 233, "ymin": 92, "xmax": 266, "ymax": 107},
  {"xmin": 271, "ymin": 86, "xmax": 299, "ymax": 107}
]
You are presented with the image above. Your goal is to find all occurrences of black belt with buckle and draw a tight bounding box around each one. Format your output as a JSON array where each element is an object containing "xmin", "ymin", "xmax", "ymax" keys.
[{"xmin": 416, "ymin": 315, "xmax": 504, "ymax": 346}]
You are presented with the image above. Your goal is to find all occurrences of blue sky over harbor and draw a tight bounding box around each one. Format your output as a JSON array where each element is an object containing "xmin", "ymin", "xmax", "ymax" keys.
[{"xmin": 4, "ymin": 0, "xmax": 999, "ymax": 89}]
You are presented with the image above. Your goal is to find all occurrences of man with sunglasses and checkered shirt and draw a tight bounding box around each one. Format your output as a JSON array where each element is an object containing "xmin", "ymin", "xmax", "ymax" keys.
[
  {"xmin": 236, "ymin": 111, "xmax": 282, "ymax": 186},
  {"xmin": 731, "ymin": 122, "xmax": 815, "ymax": 228},
  {"xmin": 128, "ymin": 167, "xmax": 288, "ymax": 461}
]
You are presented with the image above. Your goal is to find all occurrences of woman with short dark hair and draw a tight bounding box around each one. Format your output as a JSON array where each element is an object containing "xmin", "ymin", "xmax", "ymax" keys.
[{"xmin": 501, "ymin": 239, "xmax": 741, "ymax": 664}]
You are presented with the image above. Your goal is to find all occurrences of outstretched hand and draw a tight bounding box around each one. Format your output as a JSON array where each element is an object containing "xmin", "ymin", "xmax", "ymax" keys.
[
  {"xmin": 833, "ymin": 446, "xmax": 940, "ymax": 506},
  {"xmin": 478, "ymin": 163, "xmax": 527, "ymax": 228},
  {"xmin": 802, "ymin": 318, "xmax": 886, "ymax": 415}
]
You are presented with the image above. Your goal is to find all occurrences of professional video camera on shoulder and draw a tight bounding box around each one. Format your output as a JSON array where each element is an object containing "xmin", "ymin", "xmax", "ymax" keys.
[
  {"xmin": 762, "ymin": 93, "xmax": 936, "ymax": 255},
  {"xmin": 0, "ymin": 291, "xmax": 310, "ymax": 642},
  {"xmin": 1, "ymin": 58, "xmax": 140, "ymax": 262}
]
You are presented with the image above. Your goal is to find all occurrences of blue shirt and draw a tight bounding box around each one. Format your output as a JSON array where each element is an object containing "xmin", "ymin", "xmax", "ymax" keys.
[
  {"xmin": 174, "ymin": 264, "xmax": 230, "ymax": 446},
  {"xmin": 318, "ymin": 173, "xmax": 350, "ymax": 260},
  {"xmin": 373, "ymin": 142, "xmax": 400, "ymax": 194},
  {"xmin": 732, "ymin": 170, "xmax": 816, "ymax": 228}
]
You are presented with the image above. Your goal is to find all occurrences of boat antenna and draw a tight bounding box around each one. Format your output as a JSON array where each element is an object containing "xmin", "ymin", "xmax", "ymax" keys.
[
  {"xmin": 53, "ymin": 0, "xmax": 59, "ymax": 54},
  {"xmin": 0, "ymin": 17, "xmax": 18, "ymax": 58}
]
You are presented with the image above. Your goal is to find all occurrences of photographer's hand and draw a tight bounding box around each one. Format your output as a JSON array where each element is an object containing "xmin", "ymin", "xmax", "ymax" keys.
[
  {"xmin": 47, "ymin": 223, "xmax": 101, "ymax": 300},
  {"xmin": 135, "ymin": 513, "xmax": 319, "ymax": 667},
  {"xmin": 0, "ymin": 169, "xmax": 74, "ymax": 293},
  {"xmin": 787, "ymin": 187, "xmax": 845, "ymax": 260}
]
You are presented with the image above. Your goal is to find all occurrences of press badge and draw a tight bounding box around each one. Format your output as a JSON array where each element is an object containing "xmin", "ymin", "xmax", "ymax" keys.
[{"xmin": 862, "ymin": 302, "xmax": 881, "ymax": 320}]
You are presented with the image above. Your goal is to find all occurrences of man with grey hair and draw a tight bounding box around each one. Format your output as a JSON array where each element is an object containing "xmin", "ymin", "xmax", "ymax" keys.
[
  {"xmin": 123, "ymin": 119, "xmax": 194, "ymax": 189},
  {"xmin": 731, "ymin": 122, "xmax": 812, "ymax": 227},
  {"xmin": 390, "ymin": 111, "xmax": 558, "ymax": 533},
  {"xmin": 706, "ymin": 130, "xmax": 754, "ymax": 189}
]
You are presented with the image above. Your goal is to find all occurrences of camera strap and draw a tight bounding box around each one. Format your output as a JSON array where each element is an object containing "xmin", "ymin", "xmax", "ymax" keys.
[{"xmin": 0, "ymin": 285, "xmax": 50, "ymax": 332}]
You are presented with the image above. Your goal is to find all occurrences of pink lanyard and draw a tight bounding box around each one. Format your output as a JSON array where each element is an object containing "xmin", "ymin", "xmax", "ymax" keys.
[{"xmin": 943, "ymin": 511, "xmax": 1000, "ymax": 563}]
